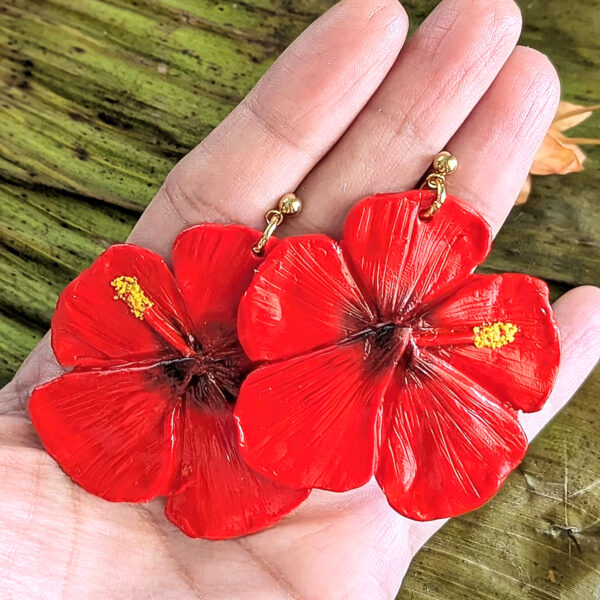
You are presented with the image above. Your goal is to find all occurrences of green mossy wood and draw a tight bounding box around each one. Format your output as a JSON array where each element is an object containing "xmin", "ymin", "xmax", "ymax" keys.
[{"xmin": 0, "ymin": 0, "xmax": 598, "ymax": 597}]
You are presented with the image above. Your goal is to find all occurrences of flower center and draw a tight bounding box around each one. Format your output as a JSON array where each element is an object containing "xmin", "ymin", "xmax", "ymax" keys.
[
  {"xmin": 162, "ymin": 345, "xmax": 249, "ymax": 407},
  {"xmin": 110, "ymin": 275, "xmax": 249, "ymax": 406},
  {"xmin": 360, "ymin": 322, "xmax": 413, "ymax": 372}
]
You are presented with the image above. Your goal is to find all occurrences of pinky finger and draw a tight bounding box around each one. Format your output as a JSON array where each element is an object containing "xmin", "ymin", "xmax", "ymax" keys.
[{"xmin": 520, "ymin": 285, "xmax": 600, "ymax": 440}]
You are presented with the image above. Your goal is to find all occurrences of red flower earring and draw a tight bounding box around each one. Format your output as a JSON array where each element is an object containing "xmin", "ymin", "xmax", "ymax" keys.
[
  {"xmin": 28, "ymin": 199, "xmax": 309, "ymax": 539},
  {"xmin": 234, "ymin": 152, "xmax": 561, "ymax": 521}
]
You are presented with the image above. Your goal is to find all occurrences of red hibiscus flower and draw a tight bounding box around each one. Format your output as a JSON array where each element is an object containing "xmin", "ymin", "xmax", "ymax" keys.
[
  {"xmin": 234, "ymin": 191, "xmax": 560, "ymax": 520},
  {"xmin": 29, "ymin": 225, "xmax": 308, "ymax": 539}
]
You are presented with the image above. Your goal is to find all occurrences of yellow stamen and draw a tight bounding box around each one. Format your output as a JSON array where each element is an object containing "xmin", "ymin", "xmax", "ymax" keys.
[
  {"xmin": 111, "ymin": 276, "xmax": 154, "ymax": 320},
  {"xmin": 473, "ymin": 321, "xmax": 518, "ymax": 349}
]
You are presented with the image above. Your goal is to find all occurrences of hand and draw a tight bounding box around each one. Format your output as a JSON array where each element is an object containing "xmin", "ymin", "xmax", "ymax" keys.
[{"xmin": 1, "ymin": 0, "xmax": 599, "ymax": 598}]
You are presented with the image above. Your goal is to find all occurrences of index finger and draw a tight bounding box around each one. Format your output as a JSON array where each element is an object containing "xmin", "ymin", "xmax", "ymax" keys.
[{"xmin": 129, "ymin": 0, "xmax": 408, "ymax": 257}]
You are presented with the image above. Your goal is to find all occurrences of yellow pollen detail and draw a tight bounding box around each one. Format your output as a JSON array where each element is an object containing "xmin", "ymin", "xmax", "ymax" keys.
[
  {"xmin": 473, "ymin": 321, "xmax": 518, "ymax": 349},
  {"xmin": 110, "ymin": 276, "xmax": 154, "ymax": 320}
]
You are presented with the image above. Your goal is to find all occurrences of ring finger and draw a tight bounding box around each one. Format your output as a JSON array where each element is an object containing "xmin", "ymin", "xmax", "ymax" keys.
[{"xmin": 293, "ymin": 0, "xmax": 529, "ymax": 236}]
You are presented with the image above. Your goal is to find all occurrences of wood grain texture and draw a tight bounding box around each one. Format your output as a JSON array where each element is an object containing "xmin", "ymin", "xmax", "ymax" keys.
[{"xmin": 0, "ymin": 0, "xmax": 598, "ymax": 598}]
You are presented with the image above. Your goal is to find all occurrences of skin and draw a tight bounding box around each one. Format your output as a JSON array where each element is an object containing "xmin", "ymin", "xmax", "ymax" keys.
[{"xmin": 1, "ymin": 0, "xmax": 599, "ymax": 598}]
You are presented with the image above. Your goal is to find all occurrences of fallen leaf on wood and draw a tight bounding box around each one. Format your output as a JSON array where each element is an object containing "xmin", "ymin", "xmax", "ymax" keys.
[{"xmin": 518, "ymin": 102, "xmax": 600, "ymax": 204}]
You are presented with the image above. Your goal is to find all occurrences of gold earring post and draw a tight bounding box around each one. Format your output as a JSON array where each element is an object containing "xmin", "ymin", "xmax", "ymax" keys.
[
  {"xmin": 421, "ymin": 151, "xmax": 458, "ymax": 218},
  {"xmin": 252, "ymin": 193, "xmax": 303, "ymax": 254}
]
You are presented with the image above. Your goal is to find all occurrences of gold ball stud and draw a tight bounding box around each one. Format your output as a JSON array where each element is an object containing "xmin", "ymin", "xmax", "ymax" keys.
[
  {"xmin": 433, "ymin": 151, "xmax": 458, "ymax": 175},
  {"xmin": 278, "ymin": 193, "xmax": 302, "ymax": 216}
]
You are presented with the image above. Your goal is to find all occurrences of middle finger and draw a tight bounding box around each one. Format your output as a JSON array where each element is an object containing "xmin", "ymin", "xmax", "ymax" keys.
[{"xmin": 294, "ymin": 0, "xmax": 523, "ymax": 234}]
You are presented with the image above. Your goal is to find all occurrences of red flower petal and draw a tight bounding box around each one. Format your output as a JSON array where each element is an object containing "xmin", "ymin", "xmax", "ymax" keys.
[
  {"xmin": 376, "ymin": 353, "xmax": 528, "ymax": 520},
  {"xmin": 235, "ymin": 340, "xmax": 388, "ymax": 491},
  {"xmin": 165, "ymin": 384, "xmax": 308, "ymax": 539},
  {"xmin": 172, "ymin": 225, "xmax": 275, "ymax": 348},
  {"xmin": 52, "ymin": 245, "xmax": 191, "ymax": 368},
  {"xmin": 238, "ymin": 235, "xmax": 375, "ymax": 362},
  {"xmin": 29, "ymin": 364, "xmax": 181, "ymax": 502},
  {"xmin": 342, "ymin": 191, "xmax": 492, "ymax": 319},
  {"xmin": 420, "ymin": 274, "xmax": 560, "ymax": 413}
]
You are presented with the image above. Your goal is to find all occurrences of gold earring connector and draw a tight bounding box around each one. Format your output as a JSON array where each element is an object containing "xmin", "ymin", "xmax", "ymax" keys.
[
  {"xmin": 421, "ymin": 151, "xmax": 458, "ymax": 218},
  {"xmin": 252, "ymin": 193, "xmax": 303, "ymax": 254}
]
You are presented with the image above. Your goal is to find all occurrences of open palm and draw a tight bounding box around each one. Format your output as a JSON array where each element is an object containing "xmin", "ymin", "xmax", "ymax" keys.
[{"xmin": 1, "ymin": 0, "xmax": 599, "ymax": 598}]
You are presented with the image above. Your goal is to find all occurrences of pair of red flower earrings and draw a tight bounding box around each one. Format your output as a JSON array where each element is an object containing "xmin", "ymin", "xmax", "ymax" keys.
[{"xmin": 29, "ymin": 152, "xmax": 560, "ymax": 539}]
